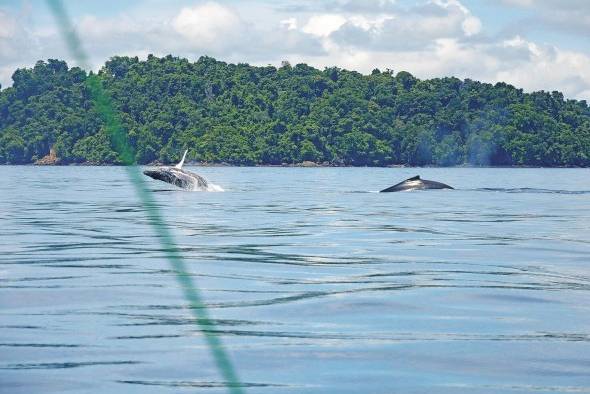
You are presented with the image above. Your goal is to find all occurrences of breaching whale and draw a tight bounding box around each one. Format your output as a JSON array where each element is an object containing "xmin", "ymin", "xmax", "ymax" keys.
[
  {"xmin": 380, "ymin": 175, "xmax": 453, "ymax": 192},
  {"xmin": 143, "ymin": 150, "xmax": 213, "ymax": 191}
]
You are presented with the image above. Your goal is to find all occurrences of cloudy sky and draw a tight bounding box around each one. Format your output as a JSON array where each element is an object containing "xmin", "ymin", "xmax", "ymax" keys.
[{"xmin": 1, "ymin": 0, "xmax": 589, "ymax": 100}]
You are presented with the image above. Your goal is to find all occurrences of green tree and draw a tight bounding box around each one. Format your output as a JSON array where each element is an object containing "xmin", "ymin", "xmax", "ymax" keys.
[{"xmin": 1, "ymin": 55, "xmax": 589, "ymax": 167}]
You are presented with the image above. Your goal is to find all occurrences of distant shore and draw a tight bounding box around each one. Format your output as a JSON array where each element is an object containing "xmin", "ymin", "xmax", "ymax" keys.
[
  {"xmin": 5, "ymin": 161, "xmax": 587, "ymax": 169},
  {"xmin": 4, "ymin": 56, "xmax": 589, "ymax": 170}
]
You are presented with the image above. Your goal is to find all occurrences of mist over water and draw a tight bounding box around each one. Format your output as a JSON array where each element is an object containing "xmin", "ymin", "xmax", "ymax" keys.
[{"xmin": 1, "ymin": 166, "xmax": 590, "ymax": 393}]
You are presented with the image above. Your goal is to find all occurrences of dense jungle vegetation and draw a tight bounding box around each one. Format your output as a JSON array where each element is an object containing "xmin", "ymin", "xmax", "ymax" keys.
[{"xmin": 1, "ymin": 55, "xmax": 589, "ymax": 166}]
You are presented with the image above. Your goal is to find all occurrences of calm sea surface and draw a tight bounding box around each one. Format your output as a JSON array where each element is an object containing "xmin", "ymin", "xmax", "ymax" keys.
[{"xmin": 1, "ymin": 166, "xmax": 590, "ymax": 393}]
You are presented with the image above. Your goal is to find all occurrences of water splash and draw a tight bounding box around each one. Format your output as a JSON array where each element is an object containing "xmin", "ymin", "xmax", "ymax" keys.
[
  {"xmin": 191, "ymin": 179, "xmax": 224, "ymax": 192},
  {"xmin": 204, "ymin": 183, "xmax": 225, "ymax": 192}
]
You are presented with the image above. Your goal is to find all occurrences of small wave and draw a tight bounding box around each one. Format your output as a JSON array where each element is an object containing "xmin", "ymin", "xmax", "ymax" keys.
[
  {"xmin": 117, "ymin": 380, "xmax": 289, "ymax": 388},
  {"xmin": 0, "ymin": 343, "xmax": 82, "ymax": 348},
  {"xmin": 475, "ymin": 188, "xmax": 590, "ymax": 195},
  {"xmin": 1, "ymin": 360, "xmax": 142, "ymax": 370}
]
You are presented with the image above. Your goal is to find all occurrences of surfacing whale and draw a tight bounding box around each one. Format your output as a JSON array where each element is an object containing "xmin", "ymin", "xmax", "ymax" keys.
[
  {"xmin": 143, "ymin": 150, "xmax": 216, "ymax": 191},
  {"xmin": 380, "ymin": 175, "xmax": 453, "ymax": 192}
]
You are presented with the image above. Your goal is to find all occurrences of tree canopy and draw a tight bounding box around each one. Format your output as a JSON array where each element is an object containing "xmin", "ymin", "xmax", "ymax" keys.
[{"xmin": 1, "ymin": 55, "xmax": 589, "ymax": 166}]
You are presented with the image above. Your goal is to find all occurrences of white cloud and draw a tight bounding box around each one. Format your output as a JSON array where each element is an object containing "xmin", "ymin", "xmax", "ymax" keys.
[
  {"xmin": 0, "ymin": 0, "xmax": 589, "ymax": 101},
  {"xmin": 578, "ymin": 90, "xmax": 590, "ymax": 101},
  {"xmin": 172, "ymin": 3, "xmax": 242, "ymax": 45},
  {"xmin": 78, "ymin": 15, "xmax": 140, "ymax": 38},
  {"xmin": 297, "ymin": 34, "xmax": 590, "ymax": 100},
  {"xmin": 434, "ymin": 0, "xmax": 482, "ymax": 37},
  {"xmin": 0, "ymin": 9, "xmax": 45, "ymax": 87},
  {"xmin": 324, "ymin": 0, "xmax": 483, "ymax": 52},
  {"xmin": 495, "ymin": 0, "xmax": 590, "ymax": 38},
  {"xmin": 302, "ymin": 14, "xmax": 347, "ymax": 37},
  {"xmin": 462, "ymin": 15, "xmax": 482, "ymax": 36},
  {"xmin": 0, "ymin": 64, "xmax": 20, "ymax": 89},
  {"xmin": 0, "ymin": 10, "xmax": 35, "ymax": 61},
  {"xmin": 280, "ymin": 17, "xmax": 298, "ymax": 30},
  {"xmin": 0, "ymin": 10, "xmax": 17, "ymax": 39},
  {"xmin": 495, "ymin": 44, "xmax": 590, "ymax": 99},
  {"xmin": 499, "ymin": 0, "xmax": 534, "ymax": 5}
]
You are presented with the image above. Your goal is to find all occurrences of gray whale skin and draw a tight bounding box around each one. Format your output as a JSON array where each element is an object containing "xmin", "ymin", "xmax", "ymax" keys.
[
  {"xmin": 380, "ymin": 175, "xmax": 453, "ymax": 192},
  {"xmin": 143, "ymin": 150, "xmax": 208, "ymax": 190}
]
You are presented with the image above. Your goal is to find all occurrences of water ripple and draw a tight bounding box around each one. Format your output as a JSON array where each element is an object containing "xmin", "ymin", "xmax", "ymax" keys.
[{"xmin": 2, "ymin": 167, "xmax": 590, "ymax": 393}]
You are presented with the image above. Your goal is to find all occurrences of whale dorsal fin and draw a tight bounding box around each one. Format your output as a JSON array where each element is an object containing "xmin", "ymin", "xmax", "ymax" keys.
[
  {"xmin": 174, "ymin": 150, "xmax": 188, "ymax": 169},
  {"xmin": 406, "ymin": 175, "xmax": 420, "ymax": 181}
]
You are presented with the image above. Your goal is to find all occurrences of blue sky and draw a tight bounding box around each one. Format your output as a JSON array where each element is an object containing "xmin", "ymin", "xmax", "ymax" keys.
[{"xmin": 1, "ymin": 0, "xmax": 589, "ymax": 100}]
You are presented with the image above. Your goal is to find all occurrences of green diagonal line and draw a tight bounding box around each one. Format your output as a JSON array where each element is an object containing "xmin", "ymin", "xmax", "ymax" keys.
[{"xmin": 46, "ymin": 1, "xmax": 245, "ymax": 392}]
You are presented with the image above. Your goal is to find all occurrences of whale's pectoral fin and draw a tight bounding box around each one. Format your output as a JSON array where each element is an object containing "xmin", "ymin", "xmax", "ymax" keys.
[{"xmin": 175, "ymin": 149, "xmax": 188, "ymax": 169}]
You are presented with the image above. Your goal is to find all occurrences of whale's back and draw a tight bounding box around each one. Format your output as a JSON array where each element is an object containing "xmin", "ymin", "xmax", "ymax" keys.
[{"xmin": 380, "ymin": 175, "xmax": 453, "ymax": 192}]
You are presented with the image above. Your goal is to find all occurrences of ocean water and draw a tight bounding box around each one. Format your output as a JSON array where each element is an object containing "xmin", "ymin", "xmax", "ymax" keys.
[{"xmin": 1, "ymin": 166, "xmax": 589, "ymax": 394}]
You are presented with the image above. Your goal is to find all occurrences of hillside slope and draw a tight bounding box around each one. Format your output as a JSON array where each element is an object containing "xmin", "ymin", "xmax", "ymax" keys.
[{"xmin": 1, "ymin": 55, "xmax": 589, "ymax": 166}]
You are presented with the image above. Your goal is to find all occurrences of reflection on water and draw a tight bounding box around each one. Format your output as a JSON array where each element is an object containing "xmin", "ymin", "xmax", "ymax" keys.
[{"xmin": 1, "ymin": 166, "xmax": 590, "ymax": 393}]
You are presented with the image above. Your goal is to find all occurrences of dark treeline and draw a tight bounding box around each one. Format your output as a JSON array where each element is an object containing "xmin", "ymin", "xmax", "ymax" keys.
[{"xmin": 1, "ymin": 55, "xmax": 589, "ymax": 166}]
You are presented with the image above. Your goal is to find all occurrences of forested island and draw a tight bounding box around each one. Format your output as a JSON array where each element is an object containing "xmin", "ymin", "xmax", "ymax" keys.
[{"xmin": 1, "ymin": 55, "xmax": 589, "ymax": 166}]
